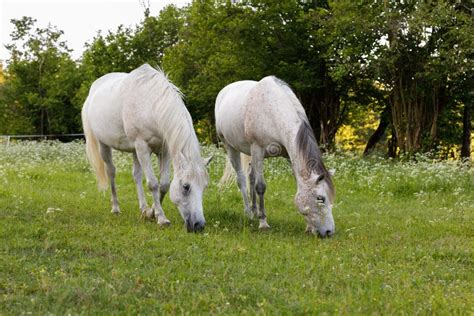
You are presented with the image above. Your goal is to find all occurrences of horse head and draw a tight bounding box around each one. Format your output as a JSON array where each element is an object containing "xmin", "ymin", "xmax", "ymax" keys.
[
  {"xmin": 169, "ymin": 153, "xmax": 212, "ymax": 232},
  {"xmin": 295, "ymin": 169, "xmax": 336, "ymax": 238}
]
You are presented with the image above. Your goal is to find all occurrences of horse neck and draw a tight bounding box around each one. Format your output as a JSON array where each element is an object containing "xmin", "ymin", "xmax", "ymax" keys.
[{"xmin": 264, "ymin": 83, "xmax": 313, "ymax": 184}]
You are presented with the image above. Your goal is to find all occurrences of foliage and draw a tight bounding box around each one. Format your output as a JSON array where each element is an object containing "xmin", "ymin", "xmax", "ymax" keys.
[
  {"xmin": 163, "ymin": 0, "xmax": 359, "ymax": 145},
  {"xmin": 76, "ymin": 5, "xmax": 183, "ymax": 107},
  {"xmin": 336, "ymin": 109, "xmax": 379, "ymax": 152},
  {"xmin": 81, "ymin": 5, "xmax": 182, "ymax": 76},
  {"xmin": 0, "ymin": 17, "xmax": 84, "ymax": 135},
  {"xmin": 0, "ymin": 1, "xmax": 472, "ymax": 158},
  {"xmin": 163, "ymin": 1, "xmax": 267, "ymax": 123},
  {"xmin": 0, "ymin": 64, "xmax": 4, "ymax": 84},
  {"xmin": 367, "ymin": 1, "xmax": 473, "ymax": 154},
  {"xmin": 0, "ymin": 141, "xmax": 472, "ymax": 313}
]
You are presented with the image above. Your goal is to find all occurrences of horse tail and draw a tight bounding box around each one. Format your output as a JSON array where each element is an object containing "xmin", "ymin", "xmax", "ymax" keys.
[
  {"xmin": 218, "ymin": 153, "xmax": 251, "ymax": 189},
  {"xmin": 218, "ymin": 157, "xmax": 235, "ymax": 189},
  {"xmin": 82, "ymin": 101, "xmax": 108, "ymax": 191}
]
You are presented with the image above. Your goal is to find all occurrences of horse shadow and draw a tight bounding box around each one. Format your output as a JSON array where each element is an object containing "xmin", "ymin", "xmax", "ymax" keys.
[{"xmin": 203, "ymin": 205, "xmax": 310, "ymax": 238}]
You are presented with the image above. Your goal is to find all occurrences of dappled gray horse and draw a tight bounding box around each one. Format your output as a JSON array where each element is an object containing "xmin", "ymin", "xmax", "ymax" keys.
[
  {"xmin": 82, "ymin": 64, "xmax": 211, "ymax": 232},
  {"xmin": 216, "ymin": 76, "xmax": 335, "ymax": 237}
]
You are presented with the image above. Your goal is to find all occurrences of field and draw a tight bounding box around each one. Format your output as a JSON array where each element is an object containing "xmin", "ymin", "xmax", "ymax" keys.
[{"xmin": 0, "ymin": 141, "xmax": 473, "ymax": 314}]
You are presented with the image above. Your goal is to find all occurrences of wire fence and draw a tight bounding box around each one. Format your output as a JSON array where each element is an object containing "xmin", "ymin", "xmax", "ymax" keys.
[{"xmin": 0, "ymin": 133, "xmax": 85, "ymax": 146}]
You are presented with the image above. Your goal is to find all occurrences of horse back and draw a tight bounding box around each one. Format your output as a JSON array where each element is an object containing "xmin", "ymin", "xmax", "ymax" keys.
[
  {"xmin": 84, "ymin": 72, "xmax": 135, "ymax": 151},
  {"xmin": 244, "ymin": 77, "xmax": 302, "ymax": 148},
  {"xmin": 216, "ymin": 77, "xmax": 302, "ymax": 154}
]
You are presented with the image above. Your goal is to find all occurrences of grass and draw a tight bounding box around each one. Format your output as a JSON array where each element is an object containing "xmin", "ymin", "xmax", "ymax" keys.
[{"xmin": 0, "ymin": 141, "xmax": 473, "ymax": 314}]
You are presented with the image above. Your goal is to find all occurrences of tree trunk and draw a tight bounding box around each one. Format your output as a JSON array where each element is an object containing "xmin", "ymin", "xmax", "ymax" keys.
[
  {"xmin": 300, "ymin": 77, "xmax": 340, "ymax": 150},
  {"xmin": 302, "ymin": 95, "xmax": 340, "ymax": 150},
  {"xmin": 364, "ymin": 106, "xmax": 390, "ymax": 156},
  {"xmin": 461, "ymin": 100, "xmax": 472, "ymax": 159},
  {"xmin": 387, "ymin": 127, "xmax": 398, "ymax": 158},
  {"xmin": 40, "ymin": 109, "xmax": 45, "ymax": 136}
]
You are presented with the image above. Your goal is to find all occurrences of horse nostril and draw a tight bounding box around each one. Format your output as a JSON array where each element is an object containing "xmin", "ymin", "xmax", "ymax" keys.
[{"xmin": 318, "ymin": 230, "xmax": 334, "ymax": 238}]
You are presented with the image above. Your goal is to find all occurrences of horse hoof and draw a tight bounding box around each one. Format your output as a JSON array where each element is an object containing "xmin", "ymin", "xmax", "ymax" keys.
[
  {"xmin": 157, "ymin": 217, "xmax": 171, "ymax": 226},
  {"xmin": 111, "ymin": 209, "xmax": 121, "ymax": 215},
  {"xmin": 258, "ymin": 219, "xmax": 271, "ymax": 230},
  {"xmin": 305, "ymin": 226, "xmax": 318, "ymax": 235},
  {"xmin": 140, "ymin": 208, "xmax": 155, "ymax": 221}
]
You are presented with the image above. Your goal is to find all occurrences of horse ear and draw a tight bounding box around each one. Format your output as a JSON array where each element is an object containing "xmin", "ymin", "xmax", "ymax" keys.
[
  {"xmin": 316, "ymin": 174, "xmax": 325, "ymax": 183},
  {"xmin": 329, "ymin": 169, "xmax": 336, "ymax": 177},
  {"xmin": 203, "ymin": 156, "xmax": 213, "ymax": 167}
]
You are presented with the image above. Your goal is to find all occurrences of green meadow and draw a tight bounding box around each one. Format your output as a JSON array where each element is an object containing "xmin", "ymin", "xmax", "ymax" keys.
[{"xmin": 0, "ymin": 141, "xmax": 472, "ymax": 314}]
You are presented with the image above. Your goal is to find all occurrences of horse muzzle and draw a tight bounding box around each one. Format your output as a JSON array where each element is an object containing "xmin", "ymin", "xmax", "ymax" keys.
[
  {"xmin": 185, "ymin": 218, "xmax": 205, "ymax": 233},
  {"xmin": 317, "ymin": 228, "xmax": 335, "ymax": 238}
]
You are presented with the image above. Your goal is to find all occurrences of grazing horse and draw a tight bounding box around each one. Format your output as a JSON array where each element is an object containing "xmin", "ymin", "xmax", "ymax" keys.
[
  {"xmin": 215, "ymin": 76, "xmax": 335, "ymax": 237},
  {"xmin": 82, "ymin": 64, "xmax": 211, "ymax": 232}
]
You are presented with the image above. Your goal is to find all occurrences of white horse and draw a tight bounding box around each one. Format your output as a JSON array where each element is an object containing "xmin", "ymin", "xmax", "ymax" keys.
[
  {"xmin": 215, "ymin": 76, "xmax": 335, "ymax": 237},
  {"xmin": 82, "ymin": 64, "xmax": 211, "ymax": 232}
]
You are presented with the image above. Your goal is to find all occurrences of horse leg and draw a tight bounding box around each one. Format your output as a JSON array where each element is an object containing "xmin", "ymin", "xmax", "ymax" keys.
[
  {"xmin": 249, "ymin": 165, "xmax": 258, "ymax": 217},
  {"xmin": 158, "ymin": 150, "xmax": 170, "ymax": 204},
  {"xmin": 99, "ymin": 143, "xmax": 120, "ymax": 215},
  {"xmin": 132, "ymin": 152, "xmax": 153, "ymax": 220},
  {"xmin": 226, "ymin": 145, "xmax": 252, "ymax": 219},
  {"xmin": 250, "ymin": 145, "xmax": 270, "ymax": 229},
  {"xmin": 134, "ymin": 140, "xmax": 170, "ymax": 226}
]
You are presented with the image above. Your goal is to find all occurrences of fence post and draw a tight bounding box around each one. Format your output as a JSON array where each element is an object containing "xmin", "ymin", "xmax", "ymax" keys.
[{"xmin": 7, "ymin": 136, "xmax": 11, "ymax": 147}]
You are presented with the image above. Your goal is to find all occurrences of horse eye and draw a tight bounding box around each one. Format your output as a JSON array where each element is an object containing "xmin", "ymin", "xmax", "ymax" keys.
[
  {"xmin": 182, "ymin": 183, "xmax": 191, "ymax": 195},
  {"xmin": 316, "ymin": 195, "xmax": 325, "ymax": 203}
]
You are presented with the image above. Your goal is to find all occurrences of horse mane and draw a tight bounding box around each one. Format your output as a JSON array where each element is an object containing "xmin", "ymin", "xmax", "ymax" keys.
[
  {"xmin": 295, "ymin": 112, "xmax": 334, "ymax": 191},
  {"xmin": 129, "ymin": 64, "xmax": 208, "ymax": 185}
]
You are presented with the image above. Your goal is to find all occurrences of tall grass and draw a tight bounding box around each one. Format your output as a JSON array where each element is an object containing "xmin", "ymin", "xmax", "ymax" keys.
[{"xmin": 0, "ymin": 141, "xmax": 472, "ymax": 314}]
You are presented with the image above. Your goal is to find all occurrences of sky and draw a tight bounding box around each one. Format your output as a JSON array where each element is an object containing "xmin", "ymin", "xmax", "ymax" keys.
[{"xmin": 0, "ymin": 0, "xmax": 190, "ymax": 62}]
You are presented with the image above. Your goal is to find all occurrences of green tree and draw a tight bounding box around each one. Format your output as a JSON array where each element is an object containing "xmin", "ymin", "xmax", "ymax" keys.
[
  {"xmin": 77, "ymin": 5, "xmax": 183, "ymax": 104},
  {"xmin": 0, "ymin": 17, "xmax": 83, "ymax": 135},
  {"xmin": 164, "ymin": 1, "xmax": 389, "ymax": 147},
  {"xmin": 164, "ymin": 1, "xmax": 266, "ymax": 125},
  {"xmin": 323, "ymin": 1, "xmax": 473, "ymax": 158},
  {"xmin": 368, "ymin": 1, "xmax": 473, "ymax": 156},
  {"xmin": 164, "ymin": 0, "xmax": 348, "ymax": 145}
]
